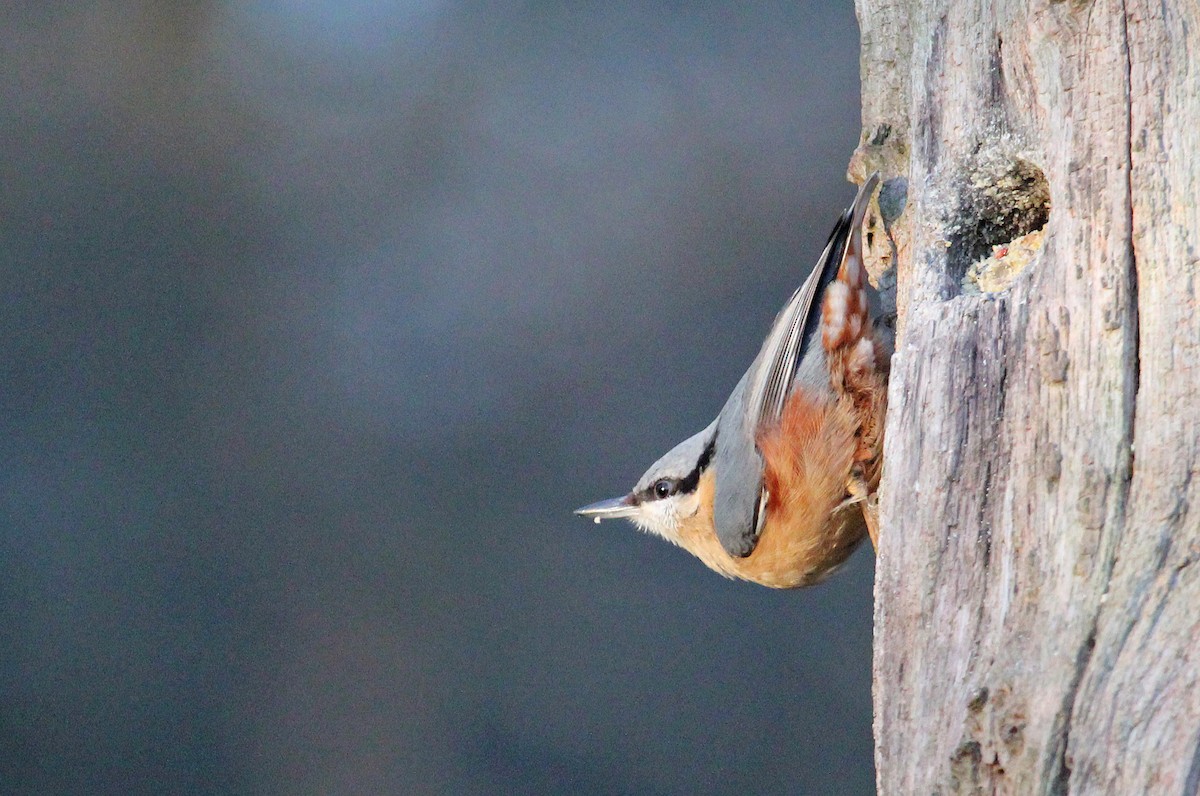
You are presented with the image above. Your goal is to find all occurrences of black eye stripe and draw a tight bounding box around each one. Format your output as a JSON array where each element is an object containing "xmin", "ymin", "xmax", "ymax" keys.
[
  {"xmin": 674, "ymin": 437, "xmax": 715, "ymax": 495},
  {"xmin": 644, "ymin": 436, "xmax": 717, "ymax": 501}
]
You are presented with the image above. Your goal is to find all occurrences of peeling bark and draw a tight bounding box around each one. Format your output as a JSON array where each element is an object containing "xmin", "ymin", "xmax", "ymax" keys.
[{"xmin": 852, "ymin": 1, "xmax": 1200, "ymax": 793}]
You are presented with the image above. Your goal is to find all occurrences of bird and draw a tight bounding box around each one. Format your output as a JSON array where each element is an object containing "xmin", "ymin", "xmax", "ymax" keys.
[{"xmin": 575, "ymin": 174, "xmax": 890, "ymax": 588}]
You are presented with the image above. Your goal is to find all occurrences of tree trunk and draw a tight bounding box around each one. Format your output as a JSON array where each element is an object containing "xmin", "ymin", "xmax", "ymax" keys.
[{"xmin": 851, "ymin": 1, "xmax": 1200, "ymax": 793}]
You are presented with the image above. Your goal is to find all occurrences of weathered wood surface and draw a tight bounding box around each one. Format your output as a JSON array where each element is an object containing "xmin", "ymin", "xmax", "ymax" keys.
[{"xmin": 851, "ymin": 0, "xmax": 1200, "ymax": 793}]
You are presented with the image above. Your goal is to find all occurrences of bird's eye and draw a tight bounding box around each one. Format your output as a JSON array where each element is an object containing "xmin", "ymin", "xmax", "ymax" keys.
[{"xmin": 653, "ymin": 479, "xmax": 673, "ymax": 499}]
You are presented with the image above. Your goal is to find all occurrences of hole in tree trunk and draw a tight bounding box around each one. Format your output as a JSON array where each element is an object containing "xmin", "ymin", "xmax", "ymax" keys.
[{"xmin": 944, "ymin": 156, "xmax": 1050, "ymax": 295}]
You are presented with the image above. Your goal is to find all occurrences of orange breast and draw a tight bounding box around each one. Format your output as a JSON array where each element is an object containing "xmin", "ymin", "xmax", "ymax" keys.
[{"xmin": 673, "ymin": 391, "xmax": 867, "ymax": 588}]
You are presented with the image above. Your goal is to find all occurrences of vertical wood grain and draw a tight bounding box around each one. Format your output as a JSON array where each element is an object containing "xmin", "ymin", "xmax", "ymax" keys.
[{"xmin": 854, "ymin": 1, "xmax": 1199, "ymax": 792}]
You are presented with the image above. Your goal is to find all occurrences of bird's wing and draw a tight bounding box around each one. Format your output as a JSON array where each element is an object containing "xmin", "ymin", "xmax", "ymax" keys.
[
  {"xmin": 746, "ymin": 173, "xmax": 878, "ymax": 428},
  {"xmin": 712, "ymin": 174, "xmax": 879, "ymax": 558}
]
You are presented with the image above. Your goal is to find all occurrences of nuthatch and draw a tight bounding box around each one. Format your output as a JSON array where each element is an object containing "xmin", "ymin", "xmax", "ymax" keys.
[{"xmin": 576, "ymin": 175, "xmax": 889, "ymax": 588}]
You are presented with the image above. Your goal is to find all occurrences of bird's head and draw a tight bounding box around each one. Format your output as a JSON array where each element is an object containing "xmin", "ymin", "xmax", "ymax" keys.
[{"xmin": 574, "ymin": 422, "xmax": 715, "ymax": 543}]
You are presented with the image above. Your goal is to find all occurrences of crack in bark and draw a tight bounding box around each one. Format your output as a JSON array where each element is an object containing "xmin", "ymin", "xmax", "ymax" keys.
[
  {"xmin": 1184, "ymin": 730, "xmax": 1200, "ymax": 796},
  {"xmin": 1122, "ymin": 0, "xmax": 1140, "ymax": 498},
  {"xmin": 979, "ymin": 304, "xmax": 1009, "ymax": 559},
  {"xmin": 1048, "ymin": 627, "xmax": 1098, "ymax": 795}
]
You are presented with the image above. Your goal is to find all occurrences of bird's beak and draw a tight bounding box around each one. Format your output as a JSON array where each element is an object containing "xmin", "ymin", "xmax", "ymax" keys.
[{"xmin": 574, "ymin": 495, "xmax": 638, "ymax": 523}]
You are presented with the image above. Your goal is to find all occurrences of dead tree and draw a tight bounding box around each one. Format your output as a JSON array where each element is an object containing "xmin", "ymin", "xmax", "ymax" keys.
[{"xmin": 850, "ymin": 0, "xmax": 1200, "ymax": 792}]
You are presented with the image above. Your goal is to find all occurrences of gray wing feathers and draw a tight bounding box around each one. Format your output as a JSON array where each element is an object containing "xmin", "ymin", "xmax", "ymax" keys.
[
  {"xmin": 746, "ymin": 173, "xmax": 878, "ymax": 429},
  {"xmin": 744, "ymin": 237, "xmax": 837, "ymax": 428}
]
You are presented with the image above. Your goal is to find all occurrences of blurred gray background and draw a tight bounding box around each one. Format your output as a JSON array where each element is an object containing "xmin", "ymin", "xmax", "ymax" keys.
[{"xmin": 0, "ymin": 2, "xmax": 873, "ymax": 793}]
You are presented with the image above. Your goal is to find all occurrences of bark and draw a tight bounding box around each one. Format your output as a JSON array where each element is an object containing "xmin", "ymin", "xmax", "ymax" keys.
[{"xmin": 850, "ymin": 1, "xmax": 1200, "ymax": 793}]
